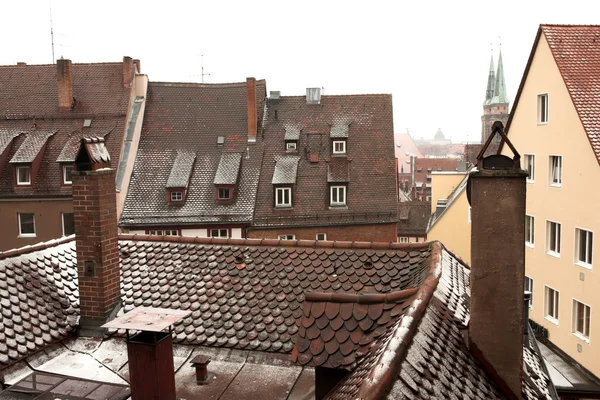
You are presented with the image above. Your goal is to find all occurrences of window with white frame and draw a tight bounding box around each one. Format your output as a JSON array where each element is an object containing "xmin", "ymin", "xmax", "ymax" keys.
[
  {"xmin": 400, "ymin": 237, "xmax": 409, "ymax": 243},
  {"xmin": 538, "ymin": 93, "xmax": 548, "ymax": 124},
  {"xmin": 525, "ymin": 215, "xmax": 535, "ymax": 247},
  {"xmin": 547, "ymin": 221, "xmax": 561, "ymax": 256},
  {"xmin": 210, "ymin": 229, "xmax": 228, "ymax": 238},
  {"xmin": 549, "ymin": 155, "xmax": 562, "ymax": 187},
  {"xmin": 524, "ymin": 276, "xmax": 533, "ymax": 308},
  {"xmin": 286, "ymin": 142, "xmax": 297, "ymax": 151},
  {"xmin": 63, "ymin": 165, "xmax": 74, "ymax": 184},
  {"xmin": 279, "ymin": 234, "xmax": 295, "ymax": 240},
  {"xmin": 170, "ymin": 191, "xmax": 183, "ymax": 201},
  {"xmin": 18, "ymin": 213, "xmax": 35, "ymax": 237},
  {"xmin": 16, "ymin": 166, "xmax": 31, "ymax": 186},
  {"xmin": 61, "ymin": 212, "xmax": 75, "ymax": 236},
  {"xmin": 573, "ymin": 300, "xmax": 591, "ymax": 339},
  {"xmin": 316, "ymin": 233, "xmax": 326, "ymax": 241},
  {"xmin": 333, "ymin": 140, "xmax": 346, "ymax": 154},
  {"xmin": 149, "ymin": 230, "xmax": 179, "ymax": 236},
  {"xmin": 545, "ymin": 286, "xmax": 559, "ymax": 322},
  {"xmin": 275, "ymin": 187, "xmax": 292, "ymax": 207},
  {"xmin": 524, "ymin": 154, "xmax": 535, "ymax": 183},
  {"xmin": 575, "ymin": 228, "xmax": 593, "ymax": 267},
  {"xmin": 330, "ymin": 185, "xmax": 347, "ymax": 206}
]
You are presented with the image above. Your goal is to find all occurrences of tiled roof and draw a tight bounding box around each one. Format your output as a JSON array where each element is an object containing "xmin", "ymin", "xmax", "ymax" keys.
[
  {"xmin": 56, "ymin": 128, "xmax": 111, "ymax": 162},
  {"xmin": 397, "ymin": 201, "xmax": 431, "ymax": 236},
  {"xmin": 214, "ymin": 152, "xmax": 242, "ymax": 185},
  {"xmin": 81, "ymin": 137, "xmax": 111, "ymax": 164},
  {"xmin": 0, "ymin": 130, "xmax": 21, "ymax": 155},
  {"xmin": 272, "ymin": 156, "xmax": 300, "ymax": 184},
  {"xmin": 411, "ymin": 158, "xmax": 459, "ymax": 185},
  {"xmin": 166, "ymin": 150, "xmax": 196, "ymax": 188},
  {"xmin": 327, "ymin": 159, "xmax": 350, "ymax": 183},
  {"xmin": 330, "ymin": 124, "xmax": 349, "ymax": 138},
  {"xmin": 9, "ymin": 130, "xmax": 56, "ymax": 163},
  {"xmin": 284, "ymin": 125, "xmax": 301, "ymax": 141},
  {"xmin": 541, "ymin": 25, "xmax": 600, "ymax": 164},
  {"xmin": 255, "ymin": 94, "xmax": 397, "ymax": 227},
  {"xmin": 119, "ymin": 80, "xmax": 267, "ymax": 227}
]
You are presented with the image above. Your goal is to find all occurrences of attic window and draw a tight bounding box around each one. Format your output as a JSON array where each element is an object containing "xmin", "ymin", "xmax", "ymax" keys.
[
  {"xmin": 83, "ymin": 119, "xmax": 92, "ymax": 127},
  {"xmin": 218, "ymin": 187, "xmax": 230, "ymax": 200},
  {"xmin": 16, "ymin": 166, "xmax": 31, "ymax": 186},
  {"xmin": 286, "ymin": 142, "xmax": 297, "ymax": 151},
  {"xmin": 62, "ymin": 165, "xmax": 74, "ymax": 184},
  {"xmin": 170, "ymin": 191, "xmax": 183, "ymax": 201},
  {"xmin": 333, "ymin": 140, "xmax": 346, "ymax": 155},
  {"xmin": 217, "ymin": 136, "xmax": 225, "ymax": 146}
]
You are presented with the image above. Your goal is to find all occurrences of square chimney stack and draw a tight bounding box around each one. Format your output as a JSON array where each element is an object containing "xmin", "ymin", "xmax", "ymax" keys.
[
  {"xmin": 246, "ymin": 77, "xmax": 257, "ymax": 143},
  {"xmin": 57, "ymin": 58, "xmax": 74, "ymax": 112}
]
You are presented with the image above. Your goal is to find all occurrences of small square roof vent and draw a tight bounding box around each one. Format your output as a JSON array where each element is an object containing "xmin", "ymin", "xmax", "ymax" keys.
[
  {"xmin": 83, "ymin": 119, "xmax": 92, "ymax": 127},
  {"xmin": 217, "ymin": 136, "xmax": 225, "ymax": 146}
]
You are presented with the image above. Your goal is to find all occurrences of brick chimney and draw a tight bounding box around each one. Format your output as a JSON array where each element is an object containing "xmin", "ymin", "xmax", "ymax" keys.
[
  {"xmin": 468, "ymin": 122, "xmax": 528, "ymax": 399},
  {"xmin": 246, "ymin": 77, "xmax": 257, "ymax": 142},
  {"xmin": 72, "ymin": 137, "xmax": 119, "ymax": 336},
  {"xmin": 123, "ymin": 56, "xmax": 135, "ymax": 88},
  {"xmin": 57, "ymin": 58, "xmax": 74, "ymax": 112}
]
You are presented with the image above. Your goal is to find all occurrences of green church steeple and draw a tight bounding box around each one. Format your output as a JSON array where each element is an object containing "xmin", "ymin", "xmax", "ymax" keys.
[
  {"xmin": 491, "ymin": 49, "xmax": 508, "ymax": 104},
  {"xmin": 484, "ymin": 53, "xmax": 495, "ymax": 105}
]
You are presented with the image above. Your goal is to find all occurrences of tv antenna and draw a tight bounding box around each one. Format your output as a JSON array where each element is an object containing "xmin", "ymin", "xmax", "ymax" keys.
[
  {"xmin": 50, "ymin": 0, "xmax": 55, "ymax": 63},
  {"xmin": 201, "ymin": 55, "xmax": 212, "ymax": 83}
]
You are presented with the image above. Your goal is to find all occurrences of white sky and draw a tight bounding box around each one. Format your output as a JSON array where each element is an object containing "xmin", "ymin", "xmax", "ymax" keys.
[{"xmin": 2, "ymin": 0, "xmax": 599, "ymax": 142}]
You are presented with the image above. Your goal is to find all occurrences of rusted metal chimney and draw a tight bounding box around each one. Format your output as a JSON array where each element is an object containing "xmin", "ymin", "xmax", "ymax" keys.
[
  {"xmin": 190, "ymin": 355, "xmax": 212, "ymax": 384},
  {"xmin": 103, "ymin": 307, "xmax": 191, "ymax": 400},
  {"xmin": 468, "ymin": 121, "xmax": 528, "ymax": 399}
]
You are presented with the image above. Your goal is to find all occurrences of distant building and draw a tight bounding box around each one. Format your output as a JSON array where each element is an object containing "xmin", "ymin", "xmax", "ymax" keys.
[
  {"xmin": 399, "ymin": 157, "xmax": 466, "ymax": 201},
  {"xmin": 481, "ymin": 49, "xmax": 509, "ymax": 143}
]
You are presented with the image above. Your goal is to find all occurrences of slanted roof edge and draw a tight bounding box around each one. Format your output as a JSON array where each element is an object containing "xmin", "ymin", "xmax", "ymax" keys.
[{"xmin": 0, "ymin": 235, "xmax": 74, "ymax": 261}]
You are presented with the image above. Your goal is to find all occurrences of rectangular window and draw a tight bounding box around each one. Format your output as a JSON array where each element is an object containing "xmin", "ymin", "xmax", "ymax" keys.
[
  {"xmin": 545, "ymin": 286, "xmax": 559, "ymax": 323},
  {"xmin": 210, "ymin": 229, "xmax": 228, "ymax": 238},
  {"xmin": 170, "ymin": 191, "xmax": 183, "ymax": 201},
  {"xmin": 400, "ymin": 237, "xmax": 409, "ymax": 243},
  {"xmin": 333, "ymin": 140, "xmax": 346, "ymax": 154},
  {"xmin": 286, "ymin": 142, "xmax": 297, "ymax": 151},
  {"xmin": 316, "ymin": 233, "xmax": 327, "ymax": 241},
  {"xmin": 525, "ymin": 215, "xmax": 535, "ymax": 247},
  {"xmin": 63, "ymin": 165, "xmax": 74, "ymax": 184},
  {"xmin": 538, "ymin": 93, "xmax": 548, "ymax": 124},
  {"xmin": 148, "ymin": 230, "xmax": 179, "ymax": 236},
  {"xmin": 61, "ymin": 212, "xmax": 75, "ymax": 236},
  {"xmin": 18, "ymin": 213, "xmax": 35, "ymax": 237},
  {"xmin": 524, "ymin": 154, "xmax": 535, "ymax": 183},
  {"xmin": 546, "ymin": 220, "xmax": 561, "ymax": 256},
  {"xmin": 573, "ymin": 300, "xmax": 591, "ymax": 339},
  {"xmin": 218, "ymin": 188, "xmax": 230, "ymax": 200},
  {"xmin": 549, "ymin": 155, "xmax": 562, "ymax": 187},
  {"xmin": 279, "ymin": 234, "xmax": 295, "ymax": 240},
  {"xmin": 16, "ymin": 166, "xmax": 31, "ymax": 186},
  {"xmin": 575, "ymin": 228, "xmax": 593, "ymax": 268},
  {"xmin": 275, "ymin": 187, "xmax": 292, "ymax": 207},
  {"xmin": 330, "ymin": 185, "xmax": 347, "ymax": 206},
  {"xmin": 524, "ymin": 276, "xmax": 533, "ymax": 308}
]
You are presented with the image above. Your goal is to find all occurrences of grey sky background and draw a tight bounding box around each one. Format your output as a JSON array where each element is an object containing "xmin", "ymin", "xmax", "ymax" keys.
[{"xmin": 2, "ymin": 0, "xmax": 599, "ymax": 143}]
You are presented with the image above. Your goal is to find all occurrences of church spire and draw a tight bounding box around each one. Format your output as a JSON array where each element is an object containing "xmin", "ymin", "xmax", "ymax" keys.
[
  {"xmin": 492, "ymin": 48, "xmax": 509, "ymax": 104},
  {"xmin": 484, "ymin": 52, "xmax": 495, "ymax": 105}
]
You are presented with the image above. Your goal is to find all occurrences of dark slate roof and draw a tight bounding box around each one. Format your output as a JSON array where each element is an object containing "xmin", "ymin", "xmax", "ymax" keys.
[
  {"xmin": 272, "ymin": 156, "xmax": 300, "ymax": 184},
  {"xmin": 214, "ymin": 152, "xmax": 242, "ymax": 185},
  {"xmin": 120, "ymin": 80, "xmax": 267, "ymax": 227},
  {"xmin": 397, "ymin": 201, "xmax": 431, "ymax": 236},
  {"xmin": 166, "ymin": 150, "xmax": 196, "ymax": 188},
  {"xmin": 0, "ymin": 61, "xmax": 133, "ymax": 198},
  {"xmin": 9, "ymin": 130, "xmax": 56, "ymax": 163},
  {"xmin": 254, "ymin": 94, "xmax": 398, "ymax": 227}
]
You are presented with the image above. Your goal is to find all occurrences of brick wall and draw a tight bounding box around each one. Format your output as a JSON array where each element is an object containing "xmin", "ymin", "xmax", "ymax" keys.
[
  {"xmin": 248, "ymin": 223, "xmax": 398, "ymax": 242},
  {"xmin": 72, "ymin": 168, "xmax": 119, "ymax": 324}
]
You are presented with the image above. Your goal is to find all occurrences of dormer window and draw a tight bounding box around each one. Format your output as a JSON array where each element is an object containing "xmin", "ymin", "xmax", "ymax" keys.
[
  {"xmin": 275, "ymin": 186, "xmax": 292, "ymax": 207},
  {"xmin": 62, "ymin": 165, "xmax": 74, "ymax": 185},
  {"xmin": 330, "ymin": 185, "xmax": 347, "ymax": 207},
  {"xmin": 166, "ymin": 150, "xmax": 196, "ymax": 205},
  {"xmin": 218, "ymin": 187, "xmax": 230, "ymax": 200},
  {"xmin": 16, "ymin": 166, "xmax": 31, "ymax": 186},
  {"xmin": 214, "ymin": 153, "xmax": 242, "ymax": 203},
  {"xmin": 170, "ymin": 191, "xmax": 183, "ymax": 202},
  {"xmin": 333, "ymin": 140, "xmax": 347, "ymax": 155}
]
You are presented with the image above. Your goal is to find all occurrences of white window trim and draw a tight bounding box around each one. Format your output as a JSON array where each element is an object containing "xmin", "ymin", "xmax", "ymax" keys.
[
  {"xmin": 572, "ymin": 297, "xmax": 591, "ymax": 343},
  {"xmin": 149, "ymin": 229, "xmax": 180, "ymax": 236},
  {"xmin": 574, "ymin": 226, "xmax": 593, "ymax": 270},
  {"xmin": 549, "ymin": 154, "xmax": 562, "ymax": 188},
  {"xmin": 17, "ymin": 213, "xmax": 36, "ymax": 237},
  {"xmin": 525, "ymin": 276, "xmax": 533, "ymax": 309},
  {"xmin": 286, "ymin": 142, "xmax": 297, "ymax": 151},
  {"xmin": 546, "ymin": 219, "xmax": 562, "ymax": 258},
  {"xmin": 400, "ymin": 237, "xmax": 409, "ymax": 243},
  {"xmin": 63, "ymin": 165, "xmax": 74, "ymax": 185},
  {"xmin": 537, "ymin": 93, "xmax": 549, "ymax": 125},
  {"xmin": 524, "ymin": 154, "xmax": 535, "ymax": 183},
  {"xmin": 330, "ymin": 185, "xmax": 347, "ymax": 206},
  {"xmin": 275, "ymin": 187, "xmax": 292, "ymax": 208},
  {"xmin": 16, "ymin": 166, "xmax": 31, "ymax": 186},
  {"xmin": 210, "ymin": 229, "xmax": 229, "ymax": 238},
  {"xmin": 278, "ymin": 234, "xmax": 295, "ymax": 240},
  {"xmin": 333, "ymin": 140, "xmax": 346, "ymax": 154},
  {"xmin": 544, "ymin": 285, "xmax": 560, "ymax": 325},
  {"xmin": 316, "ymin": 233, "xmax": 327, "ymax": 241},
  {"xmin": 170, "ymin": 191, "xmax": 183, "ymax": 201},
  {"xmin": 525, "ymin": 214, "xmax": 535, "ymax": 248}
]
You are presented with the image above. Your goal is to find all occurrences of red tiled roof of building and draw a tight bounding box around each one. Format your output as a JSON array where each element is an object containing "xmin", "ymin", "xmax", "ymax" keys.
[
  {"xmin": 394, "ymin": 133, "xmax": 423, "ymax": 172},
  {"xmin": 411, "ymin": 158, "xmax": 459, "ymax": 186}
]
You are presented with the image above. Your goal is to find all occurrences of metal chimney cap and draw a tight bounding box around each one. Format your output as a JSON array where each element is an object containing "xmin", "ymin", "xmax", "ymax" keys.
[{"xmin": 190, "ymin": 355, "xmax": 211, "ymax": 366}]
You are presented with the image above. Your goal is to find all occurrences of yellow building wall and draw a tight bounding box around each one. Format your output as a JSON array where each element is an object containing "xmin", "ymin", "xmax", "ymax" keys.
[
  {"xmin": 430, "ymin": 172, "xmax": 465, "ymax": 214},
  {"xmin": 427, "ymin": 189, "xmax": 471, "ymax": 265},
  {"xmin": 502, "ymin": 33, "xmax": 600, "ymax": 376}
]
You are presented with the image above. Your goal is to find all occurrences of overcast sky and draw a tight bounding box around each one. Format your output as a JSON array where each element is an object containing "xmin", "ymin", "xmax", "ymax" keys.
[{"xmin": 2, "ymin": 1, "xmax": 599, "ymax": 143}]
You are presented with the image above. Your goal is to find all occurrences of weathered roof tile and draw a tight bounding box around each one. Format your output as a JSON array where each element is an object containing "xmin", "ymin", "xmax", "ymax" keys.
[
  {"xmin": 166, "ymin": 150, "xmax": 196, "ymax": 188},
  {"xmin": 214, "ymin": 153, "xmax": 242, "ymax": 185}
]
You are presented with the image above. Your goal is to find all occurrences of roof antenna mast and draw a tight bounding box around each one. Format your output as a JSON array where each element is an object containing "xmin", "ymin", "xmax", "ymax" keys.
[
  {"xmin": 201, "ymin": 54, "xmax": 212, "ymax": 83},
  {"xmin": 50, "ymin": 0, "xmax": 55, "ymax": 64}
]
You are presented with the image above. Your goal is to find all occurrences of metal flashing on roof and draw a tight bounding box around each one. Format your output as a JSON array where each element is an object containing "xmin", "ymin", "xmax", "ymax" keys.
[
  {"xmin": 330, "ymin": 124, "xmax": 349, "ymax": 138},
  {"xmin": 116, "ymin": 96, "xmax": 145, "ymax": 191},
  {"xmin": 214, "ymin": 152, "xmax": 242, "ymax": 185},
  {"xmin": 272, "ymin": 156, "xmax": 300, "ymax": 184},
  {"xmin": 284, "ymin": 125, "xmax": 301, "ymax": 141},
  {"xmin": 101, "ymin": 307, "xmax": 191, "ymax": 332},
  {"xmin": 9, "ymin": 130, "xmax": 56, "ymax": 163},
  {"xmin": 166, "ymin": 150, "xmax": 196, "ymax": 188}
]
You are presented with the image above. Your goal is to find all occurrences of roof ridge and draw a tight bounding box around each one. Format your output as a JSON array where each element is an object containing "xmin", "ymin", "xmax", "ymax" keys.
[
  {"xmin": 117, "ymin": 234, "xmax": 431, "ymax": 251},
  {"xmin": 305, "ymin": 287, "xmax": 419, "ymax": 304},
  {"xmin": 278, "ymin": 93, "xmax": 391, "ymax": 99},
  {"xmin": 0, "ymin": 62, "xmax": 124, "ymax": 68},
  {"xmin": 353, "ymin": 241, "xmax": 444, "ymax": 400},
  {"xmin": 149, "ymin": 79, "xmax": 266, "ymax": 88},
  {"xmin": 541, "ymin": 24, "xmax": 600, "ymax": 28},
  {"xmin": 0, "ymin": 235, "xmax": 74, "ymax": 261}
]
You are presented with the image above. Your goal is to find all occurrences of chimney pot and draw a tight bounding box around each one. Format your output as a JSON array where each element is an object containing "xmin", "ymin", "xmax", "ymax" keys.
[
  {"xmin": 191, "ymin": 355, "xmax": 212, "ymax": 384},
  {"xmin": 16, "ymin": 62, "xmax": 26, "ymax": 66},
  {"xmin": 246, "ymin": 77, "xmax": 257, "ymax": 142},
  {"xmin": 57, "ymin": 59, "xmax": 74, "ymax": 112}
]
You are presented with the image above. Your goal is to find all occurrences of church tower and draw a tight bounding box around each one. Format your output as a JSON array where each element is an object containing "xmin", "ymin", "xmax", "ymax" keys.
[{"xmin": 481, "ymin": 49, "xmax": 509, "ymax": 143}]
